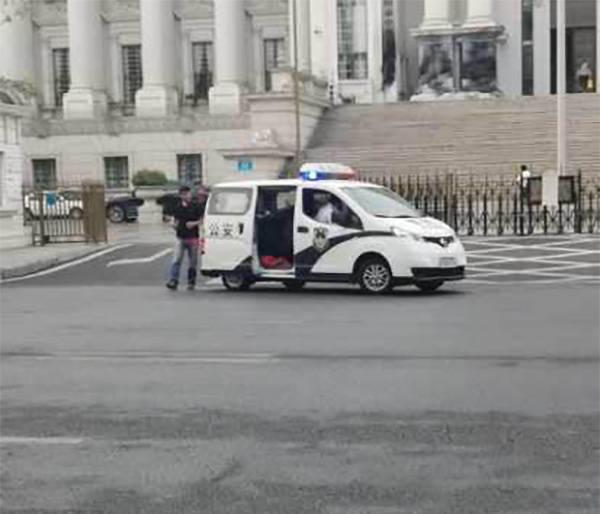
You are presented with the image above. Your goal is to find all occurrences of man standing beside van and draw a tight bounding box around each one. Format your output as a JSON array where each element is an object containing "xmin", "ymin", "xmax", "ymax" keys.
[{"xmin": 166, "ymin": 186, "xmax": 203, "ymax": 291}]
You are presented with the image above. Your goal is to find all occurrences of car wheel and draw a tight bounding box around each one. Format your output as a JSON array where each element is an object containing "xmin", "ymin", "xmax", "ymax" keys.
[
  {"xmin": 222, "ymin": 273, "xmax": 253, "ymax": 291},
  {"xmin": 69, "ymin": 207, "xmax": 84, "ymax": 220},
  {"xmin": 107, "ymin": 205, "xmax": 125, "ymax": 223},
  {"xmin": 283, "ymin": 280, "xmax": 306, "ymax": 292},
  {"xmin": 358, "ymin": 257, "xmax": 392, "ymax": 294},
  {"xmin": 415, "ymin": 280, "xmax": 444, "ymax": 293}
]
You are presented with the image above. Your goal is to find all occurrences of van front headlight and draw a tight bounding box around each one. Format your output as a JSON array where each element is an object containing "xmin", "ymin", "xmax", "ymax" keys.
[{"xmin": 390, "ymin": 227, "xmax": 423, "ymax": 242}]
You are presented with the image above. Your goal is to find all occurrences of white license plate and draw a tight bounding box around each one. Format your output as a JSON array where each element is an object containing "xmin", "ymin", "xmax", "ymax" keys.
[{"xmin": 439, "ymin": 257, "xmax": 456, "ymax": 268}]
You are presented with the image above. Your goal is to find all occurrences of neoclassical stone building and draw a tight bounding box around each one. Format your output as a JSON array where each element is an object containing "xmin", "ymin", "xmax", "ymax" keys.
[
  {"xmin": 0, "ymin": 78, "xmax": 33, "ymax": 246},
  {"xmin": 0, "ymin": 0, "xmax": 598, "ymax": 188}
]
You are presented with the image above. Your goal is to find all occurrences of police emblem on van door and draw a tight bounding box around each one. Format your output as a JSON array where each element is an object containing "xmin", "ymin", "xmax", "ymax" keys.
[{"xmin": 313, "ymin": 227, "xmax": 329, "ymax": 253}]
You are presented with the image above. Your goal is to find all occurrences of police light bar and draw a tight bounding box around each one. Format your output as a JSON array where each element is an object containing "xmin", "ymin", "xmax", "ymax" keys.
[{"xmin": 299, "ymin": 163, "xmax": 356, "ymax": 181}]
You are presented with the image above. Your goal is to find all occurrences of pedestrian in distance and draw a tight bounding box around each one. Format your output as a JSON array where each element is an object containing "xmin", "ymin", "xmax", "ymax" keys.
[
  {"xmin": 576, "ymin": 60, "xmax": 593, "ymax": 92},
  {"xmin": 166, "ymin": 185, "xmax": 203, "ymax": 291}
]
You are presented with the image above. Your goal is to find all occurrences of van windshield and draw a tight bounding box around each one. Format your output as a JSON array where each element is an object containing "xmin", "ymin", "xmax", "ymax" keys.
[{"xmin": 342, "ymin": 186, "xmax": 419, "ymax": 218}]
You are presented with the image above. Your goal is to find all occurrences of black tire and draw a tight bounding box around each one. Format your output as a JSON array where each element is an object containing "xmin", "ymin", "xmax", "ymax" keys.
[
  {"xmin": 69, "ymin": 207, "xmax": 83, "ymax": 220},
  {"xmin": 357, "ymin": 257, "xmax": 392, "ymax": 294},
  {"xmin": 283, "ymin": 280, "xmax": 306, "ymax": 292},
  {"xmin": 107, "ymin": 205, "xmax": 125, "ymax": 223},
  {"xmin": 23, "ymin": 208, "xmax": 33, "ymax": 221},
  {"xmin": 222, "ymin": 273, "xmax": 253, "ymax": 291},
  {"xmin": 415, "ymin": 280, "xmax": 444, "ymax": 293}
]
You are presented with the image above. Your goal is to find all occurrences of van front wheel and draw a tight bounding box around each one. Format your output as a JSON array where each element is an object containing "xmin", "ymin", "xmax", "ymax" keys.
[
  {"xmin": 222, "ymin": 273, "xmax": 253, "ymax": 291},
  {"xmin": 357, "ymin": 258, "xmax": 392, "ymax": 294}
]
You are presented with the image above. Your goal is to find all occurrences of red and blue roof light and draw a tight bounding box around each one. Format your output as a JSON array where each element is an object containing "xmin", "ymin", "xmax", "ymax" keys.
[{"xmin": 299, "ymin": 163, "xmax": 356, "ymax": 181}]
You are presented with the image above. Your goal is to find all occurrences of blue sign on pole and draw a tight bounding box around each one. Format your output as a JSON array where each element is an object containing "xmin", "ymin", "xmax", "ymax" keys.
[{"xmin": 237, "ymin": 160, "xmax": 254, "ymax": 173}]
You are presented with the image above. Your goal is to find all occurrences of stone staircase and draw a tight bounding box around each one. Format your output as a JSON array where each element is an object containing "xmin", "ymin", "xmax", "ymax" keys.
[{"xmin": 305, "ymin": 94, "xmax": 600, "ymax": 177}]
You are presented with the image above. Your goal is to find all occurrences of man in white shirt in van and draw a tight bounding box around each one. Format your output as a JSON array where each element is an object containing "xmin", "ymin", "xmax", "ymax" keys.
[
  {"xmin": 314, "ymin": 191, "xmax": 353, "ymax": 227},
  {"xmin": 315, "ymin": 192, "xmax": 337, "ymax": 224}
]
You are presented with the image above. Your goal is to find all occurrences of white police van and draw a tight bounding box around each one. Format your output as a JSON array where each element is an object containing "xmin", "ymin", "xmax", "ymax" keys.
[{"xmin": 201, "ymin": 164, "xmax": 466, "ymax": 294}]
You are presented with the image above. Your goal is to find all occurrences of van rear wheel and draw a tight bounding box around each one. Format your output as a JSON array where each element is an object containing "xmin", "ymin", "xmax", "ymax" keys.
[{"xmin": 222, "ymin": 273, "xmax": 253, "ymax": 291}]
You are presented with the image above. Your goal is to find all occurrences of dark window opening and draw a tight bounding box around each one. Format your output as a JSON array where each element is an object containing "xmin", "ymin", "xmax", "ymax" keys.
[
  {"xmin": 52, "ymin": 48, "xmax": 70, "ymax": 107},
  {"xmin": 32, "ymin": 159, "xmax": 57, "ymax": 189},
  {"xmin": 122, "ymin": 45, "xmax": 142, "ymax": 110},
  {"xmin": 177, "ymin": 154, "xmax": 203, "ymax": 185},
  {"xmin": 337, "ymin": 0, "xmax": 369, "ymax": 80},
  {"xmin": 192, "ymin": 42, "xmax": 213, "ymax": 103},
  {"xmin": 104, "ymin": 156, "xmax": 129, "ymax": 189},
  {"xmin": 551, "ymin": 27, "xmax": 597, "ymax": 94},
  {"xmin": 522, "ymin": 0, "xmax": 534, "ymax": 95},
  {"xmin": 264, "ymin": 38, "xmax": 285, "ymax": 92}
]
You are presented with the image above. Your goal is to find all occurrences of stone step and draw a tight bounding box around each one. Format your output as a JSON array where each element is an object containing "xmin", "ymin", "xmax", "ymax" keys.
[{"xmin": 306, "ymin": 94, "xmax": 600, "ymax": 174}]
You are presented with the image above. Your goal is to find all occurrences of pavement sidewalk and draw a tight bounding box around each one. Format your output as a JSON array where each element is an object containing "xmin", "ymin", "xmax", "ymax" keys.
[
  {"xmin": 0, "ymin": 243, "xmax": 113, "ymax": 280},
  {"xmin": 0, "ymin": 222, "xmax": 173, "ymax": 280}
]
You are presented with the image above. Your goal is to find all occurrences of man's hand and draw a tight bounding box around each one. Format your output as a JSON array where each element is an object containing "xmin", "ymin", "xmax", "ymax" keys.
[{"xmin": 185, "ymin": 220, "xmax": 200, "ymax": 229}]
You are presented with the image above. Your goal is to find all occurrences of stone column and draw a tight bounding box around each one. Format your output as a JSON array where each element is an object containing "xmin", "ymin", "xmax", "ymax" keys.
[
  {"xmin": 309, "ymin": 0, "xmax": 327, "ymax": 80},
  {"xmin": 0, "ymin": 0, "xmax": 35, "ymax": 85},
  {"xmin": 419, "ymin": 0, "xmax": 451, "ymax": 30},
  {"xmin": 463, "ymin": 0, "xmax": 496, "ymax": 28},
  {"xmin": 288, "ymin": 0, "xmax": 311, "ymax": 73},
  {"xmin": 209, "ymin": 0, "xmax": 246, "ymax": 115},
  {"xmin": 63, "ymin": 0, "xmax": 108, "ymax": 119},
  {"xmin": 596, "ymin": 0, "xmax": 600, "ymax": 92},
  {"xmin": 533, "ymin": 0, "xmax": 551, "ymax": 95},
  {"xmin": 135, "ymin": 0, "xmax": 178, "ymax": 117}
]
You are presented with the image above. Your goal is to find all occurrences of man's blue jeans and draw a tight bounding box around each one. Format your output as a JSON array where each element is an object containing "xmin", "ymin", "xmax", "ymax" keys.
[{"xmin": 169, "ymin": 239, "xmax": 199, "ymax": 283}]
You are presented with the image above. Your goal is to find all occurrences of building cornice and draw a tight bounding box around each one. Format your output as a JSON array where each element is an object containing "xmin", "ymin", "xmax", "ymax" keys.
[{"xmin": 23, "ymin": 113, "xmax": 251, "ymax": 138}]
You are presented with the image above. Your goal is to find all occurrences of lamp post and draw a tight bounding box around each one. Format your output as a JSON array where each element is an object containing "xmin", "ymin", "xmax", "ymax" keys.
[
  {"xmin": 556, "ymin": 0, "xmax": 566, "ymax": 177},
  {"xmin": 292, "ymin": 0, "xmax": 301, "ymax": 172}
]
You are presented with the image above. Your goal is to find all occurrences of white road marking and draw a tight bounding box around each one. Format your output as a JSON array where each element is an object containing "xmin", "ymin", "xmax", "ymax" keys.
[
  {"xmin": 464, "ymin": 236, "xmax": 599, "ymax": 284},
  {"xmin": 12, "ymin": 351, "xmax": 280, "ymax": 364},
  {"xmin": 0, "ymin": 437, "xmax": 84, "ymax": 445},
  {"xmin": 107, "ymin": 248, "xmax": 172, "ymax": 267},
  {"xmin": 464, "ymin": 276, "xmax": 600, "ymax": 285},
  {"xmin": 0, "ymin": 244, "xmax": 133, "ymax": 284}
]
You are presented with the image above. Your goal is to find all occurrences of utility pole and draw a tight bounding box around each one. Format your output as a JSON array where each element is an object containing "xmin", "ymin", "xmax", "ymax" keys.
[
  {"xmin": 293, "ymin": 0, "xmax": 301, "ymax": 172},
  {"xmin": 556, "ymin": 0, "xmax": 566, "ymax": 177}
]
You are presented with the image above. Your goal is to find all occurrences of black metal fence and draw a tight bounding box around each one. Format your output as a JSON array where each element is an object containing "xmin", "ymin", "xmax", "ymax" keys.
[
  {"xmin": 23, "ymin": 183, "xmax": 108, "ymax": 245},
  {"xmin": 359, "ymin": 171, "xmax": 600, "ymax": 236}
]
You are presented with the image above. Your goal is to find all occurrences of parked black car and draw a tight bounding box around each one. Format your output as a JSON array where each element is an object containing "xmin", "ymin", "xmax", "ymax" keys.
[{"xmin": 106, "ymin": 194, "xmax": 145, "ymax": 223}]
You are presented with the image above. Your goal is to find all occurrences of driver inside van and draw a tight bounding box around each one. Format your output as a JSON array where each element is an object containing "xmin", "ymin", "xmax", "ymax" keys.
[{"xmin": 314, "ymin": 192, "xmax": 347, "ymax": 226}]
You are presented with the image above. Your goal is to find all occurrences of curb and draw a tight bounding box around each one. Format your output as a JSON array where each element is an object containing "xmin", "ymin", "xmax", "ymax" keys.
[{"xmin": 0, "ymin": 244, "xmax": 115, "ymax": 280}]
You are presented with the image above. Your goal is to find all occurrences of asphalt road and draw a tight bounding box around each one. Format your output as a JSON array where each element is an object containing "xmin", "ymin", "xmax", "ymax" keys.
[{"xmin": 1, "ymin": 235, "xmax": 599, "ymax": 513}]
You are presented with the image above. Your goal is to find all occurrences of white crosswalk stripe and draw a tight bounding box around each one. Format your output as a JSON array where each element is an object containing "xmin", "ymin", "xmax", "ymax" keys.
[{"xmin": 107, "ymin": 248, "xmax": 173, "ymax": 267}]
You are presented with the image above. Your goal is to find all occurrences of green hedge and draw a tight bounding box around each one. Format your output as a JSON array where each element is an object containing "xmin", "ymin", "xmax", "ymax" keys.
[{"xmin": 132, "ymin": 170, "xmax": 168, "ymax": 186}]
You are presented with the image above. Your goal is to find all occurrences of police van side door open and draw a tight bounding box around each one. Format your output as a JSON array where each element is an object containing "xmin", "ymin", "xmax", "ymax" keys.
[
  {"xmin": 203, "ymin": 186, "xmax": 255, "ymax": 272},
  {"xmin": 254, "ymin": 186, "xmax": 297, "ymax": 275}
]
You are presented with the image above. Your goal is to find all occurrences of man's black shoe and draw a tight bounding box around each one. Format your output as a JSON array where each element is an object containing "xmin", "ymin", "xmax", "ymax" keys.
[
  {"xmin": 187, "ymin": 282, "xmax": 195, "ymax": 291},
  {"xmin": 166, "ymin": 279, "xmax": 178, "ymax": 290}
]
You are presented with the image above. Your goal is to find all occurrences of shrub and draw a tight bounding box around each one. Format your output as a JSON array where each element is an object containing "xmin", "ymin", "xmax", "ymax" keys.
[{"xmin": 132, "ymin": 170, "xmax": 168, "ymax": 186}]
